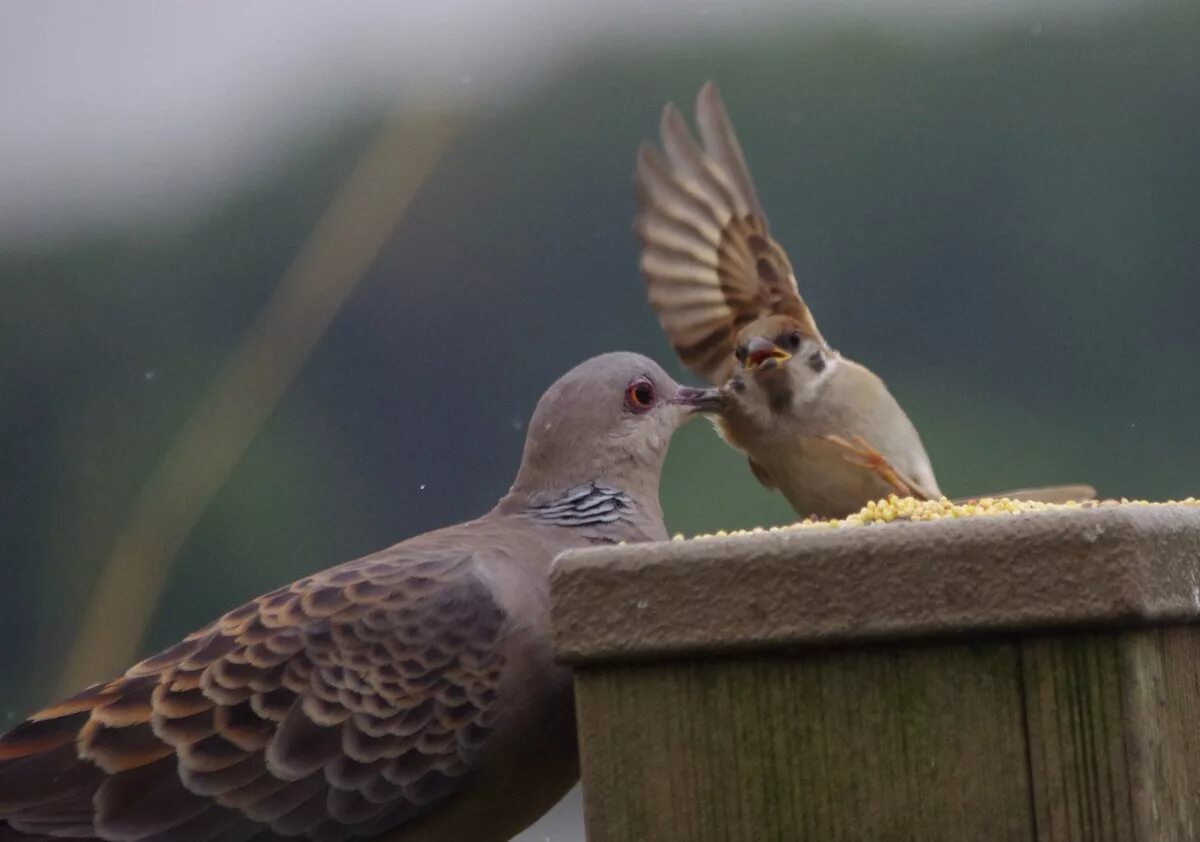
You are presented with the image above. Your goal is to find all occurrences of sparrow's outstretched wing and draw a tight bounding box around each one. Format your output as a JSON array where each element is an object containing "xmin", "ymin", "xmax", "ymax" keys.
[{"xmin": 635, "ymin": 81, "xmax": 824, "ymax": 386}]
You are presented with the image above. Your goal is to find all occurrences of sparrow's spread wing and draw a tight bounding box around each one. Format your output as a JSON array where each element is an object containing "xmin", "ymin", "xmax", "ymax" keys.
[
  {"xmin": 635, "ymin": 81, "xmax": 824, "ymax": 385},
  {"xmin": 0, "ymin": 547, "xmax": 506, "ymax": 841}
]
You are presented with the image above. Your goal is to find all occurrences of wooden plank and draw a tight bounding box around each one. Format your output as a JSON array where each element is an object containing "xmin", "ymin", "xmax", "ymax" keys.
[
  {"xmin": 1020, "ymin": 633, "xmax": 1135, "ymax": 842},
  {"xmin": 574, "ymin": 641, "xmax": 1033, "ymax": 842},
  {"xmin": 1119, "ymin": 627, "xmax": 1200, "ymax": 840},
  {"xmin": 1021, "ymin": 626, "xmax": 1200, "ymax": 842}
]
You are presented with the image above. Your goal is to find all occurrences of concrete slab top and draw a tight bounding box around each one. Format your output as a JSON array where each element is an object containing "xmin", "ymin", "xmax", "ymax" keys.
[{"xmin": 551, "ymin": 504, "xmax": 1200, "ymax": 664}]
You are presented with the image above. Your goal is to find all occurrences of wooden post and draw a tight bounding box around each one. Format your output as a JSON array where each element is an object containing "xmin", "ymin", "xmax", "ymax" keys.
[{"xmin": 551, "ymin": 506, "xmax": 1200, "ymax": 842}]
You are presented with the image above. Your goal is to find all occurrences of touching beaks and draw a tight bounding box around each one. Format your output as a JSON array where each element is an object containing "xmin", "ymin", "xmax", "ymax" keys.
[
  {"xmin": 742, "ymin": 336, "xmax": 792, "ymax": 370},
  {"xmin": 671, "ymin": 386, "xmax": 724, "ymax": 413}
]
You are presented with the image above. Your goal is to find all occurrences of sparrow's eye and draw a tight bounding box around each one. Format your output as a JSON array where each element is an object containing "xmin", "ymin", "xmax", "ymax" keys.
[
  {"xmin": 625, "ymin": 377, "xmax": 656, "ymax": 413},
  {"xmin": 734, "ymin": 346, "xmax": 748, "ymax": 364},
  {"xmin": 784, "ymin": 330, "xmax": 804, "ymax": 350}
]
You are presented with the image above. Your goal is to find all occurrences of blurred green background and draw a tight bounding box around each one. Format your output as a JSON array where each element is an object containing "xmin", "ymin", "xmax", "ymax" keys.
[{"xmin": 1, "ymin": 1, "xmax": 1197, "ymax": 838}]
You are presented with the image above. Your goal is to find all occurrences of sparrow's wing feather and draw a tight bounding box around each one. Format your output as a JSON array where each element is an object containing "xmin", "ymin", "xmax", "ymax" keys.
[
  {"xmin": 821, "ymin": 432, "xmax": 939, "ymax": 504},
  {"xmin": 635, "ymin": 81, "xmax": 823, "ymax": 385},
  {"xmin": 693, "ymin": 81, "xmax": 766, "ymax": 221},
  {"xmin": 0, "ymin": 547, "xmax": 506, "ymax": 841}
]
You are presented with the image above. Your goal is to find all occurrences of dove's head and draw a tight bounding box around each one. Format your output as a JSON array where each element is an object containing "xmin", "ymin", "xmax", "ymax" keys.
[
  {"xmin": 506, "ymin": 352, "xmax": 720, "ymax": 504},
  {"xmin": 725, "ymin": 314, "xmax": 839, "ymax": 418}
]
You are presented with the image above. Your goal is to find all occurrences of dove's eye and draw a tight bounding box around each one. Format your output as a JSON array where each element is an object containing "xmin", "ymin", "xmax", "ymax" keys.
[
  {"xmin": 783, "ymin": 330, "xmax": 803, "ymax": 350},
  {"xmin": 734, "ymin": 346, "xmax": 748, "ymax": 364},
  {"xmin": 625, "ymin": 377, "xmax": 656, "ymax": 413}
]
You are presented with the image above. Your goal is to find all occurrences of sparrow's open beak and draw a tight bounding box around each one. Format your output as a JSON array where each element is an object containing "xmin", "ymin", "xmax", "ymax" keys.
[
  {"xmin": 743, "ymin": 336, "xmax": 792, "ymax": 370},
  {"xmin": 672, "ymin": 386, "xmax": 724, "ymax": 413}
]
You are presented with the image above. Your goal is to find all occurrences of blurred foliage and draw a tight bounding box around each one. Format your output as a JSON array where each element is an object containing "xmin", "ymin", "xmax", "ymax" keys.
[{"xmin": 2, "ymin": 1, "xmax": 1198, "ymax": 727}]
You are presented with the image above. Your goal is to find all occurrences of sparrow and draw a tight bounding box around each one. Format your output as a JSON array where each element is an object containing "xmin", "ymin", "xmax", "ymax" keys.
[
  {"xmin": 634, "ymin": 82, "xmax": 1093, "ymax": 519},
  {"xmin": 0, "ymin": 352, "xmax": 720, "ymax": 842}
]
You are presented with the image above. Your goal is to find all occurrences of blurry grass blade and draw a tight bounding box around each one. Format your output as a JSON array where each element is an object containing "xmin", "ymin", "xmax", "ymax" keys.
[{"xmin": 55, "ymin": 109, "xmax": 464, "ymax": 695}]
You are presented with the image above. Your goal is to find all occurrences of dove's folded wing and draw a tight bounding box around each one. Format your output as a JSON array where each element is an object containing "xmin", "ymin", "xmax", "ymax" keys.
[{"xmin": 0, "ymin": 548, "xmax": 507, "ymax": 841}]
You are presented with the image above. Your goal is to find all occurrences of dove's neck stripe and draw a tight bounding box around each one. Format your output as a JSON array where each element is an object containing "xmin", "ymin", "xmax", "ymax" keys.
[{"xmin": 524, "ymin": 483, "xmax": 636, "ymax": 527}]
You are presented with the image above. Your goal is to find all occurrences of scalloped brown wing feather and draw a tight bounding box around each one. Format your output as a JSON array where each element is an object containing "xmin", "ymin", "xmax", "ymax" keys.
[
  {"xmin": 635, "ymin": 81, "xmax": 824, "ymax": 386},
  {"xmin": 0, "ymin": 545, "xmax": 506, "ymax": 841}
]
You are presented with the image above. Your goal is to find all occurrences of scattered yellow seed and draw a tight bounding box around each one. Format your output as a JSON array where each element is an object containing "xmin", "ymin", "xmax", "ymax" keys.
[{"xmin": 677, "ymin": 496, "xmax": 1200, "ymax": 541}]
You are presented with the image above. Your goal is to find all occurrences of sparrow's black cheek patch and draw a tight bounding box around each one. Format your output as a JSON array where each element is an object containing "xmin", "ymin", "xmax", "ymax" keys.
[
  {"xmin": 769, "ymin": 389, "xmax": 793, "ymax": 414},
  {"xmin": 807, "ymin": 353, "xmax": 826, "ymax": 374}
]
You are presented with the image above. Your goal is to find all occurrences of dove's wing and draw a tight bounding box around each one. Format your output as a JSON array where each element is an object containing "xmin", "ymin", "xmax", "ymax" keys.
[
  {"xmin": 0, "ymin": 542, "xmax": 510, "ymax": 841},
  {"xmin": 635, "ymin": 81, "xmax": 824, "ymax": 386}
]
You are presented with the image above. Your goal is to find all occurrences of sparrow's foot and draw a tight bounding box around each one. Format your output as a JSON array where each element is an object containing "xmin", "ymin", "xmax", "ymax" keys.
[{"xmin": 822, "ymin": 434, "xmax": 929, "ymax": 500}]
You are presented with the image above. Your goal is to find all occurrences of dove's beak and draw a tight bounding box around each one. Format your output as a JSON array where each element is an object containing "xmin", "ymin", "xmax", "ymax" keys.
[
  {"xmin": 672, "ymin": 386, "xmax": 724, "ymax": 414},
  {"xmin": 743, "ymin": 336, "xmax": 791, "ymax": 371}
]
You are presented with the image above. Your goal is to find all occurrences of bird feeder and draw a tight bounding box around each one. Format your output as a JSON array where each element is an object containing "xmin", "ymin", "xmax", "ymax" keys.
[{"xmin": 551, "ymin": 501, "xmax": 1200, "ymax": 841}]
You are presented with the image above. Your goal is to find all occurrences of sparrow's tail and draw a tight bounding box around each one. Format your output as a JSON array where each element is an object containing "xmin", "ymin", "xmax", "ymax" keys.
[{"xmin": 956, "ymin": 484, "xmax": 1097, "ymax": 505}]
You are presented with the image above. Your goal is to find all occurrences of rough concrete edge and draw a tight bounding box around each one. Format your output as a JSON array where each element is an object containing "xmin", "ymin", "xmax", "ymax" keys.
[{"xmin": 551, "ymin": 506, "xmax": 1200, "ymax": 664}]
